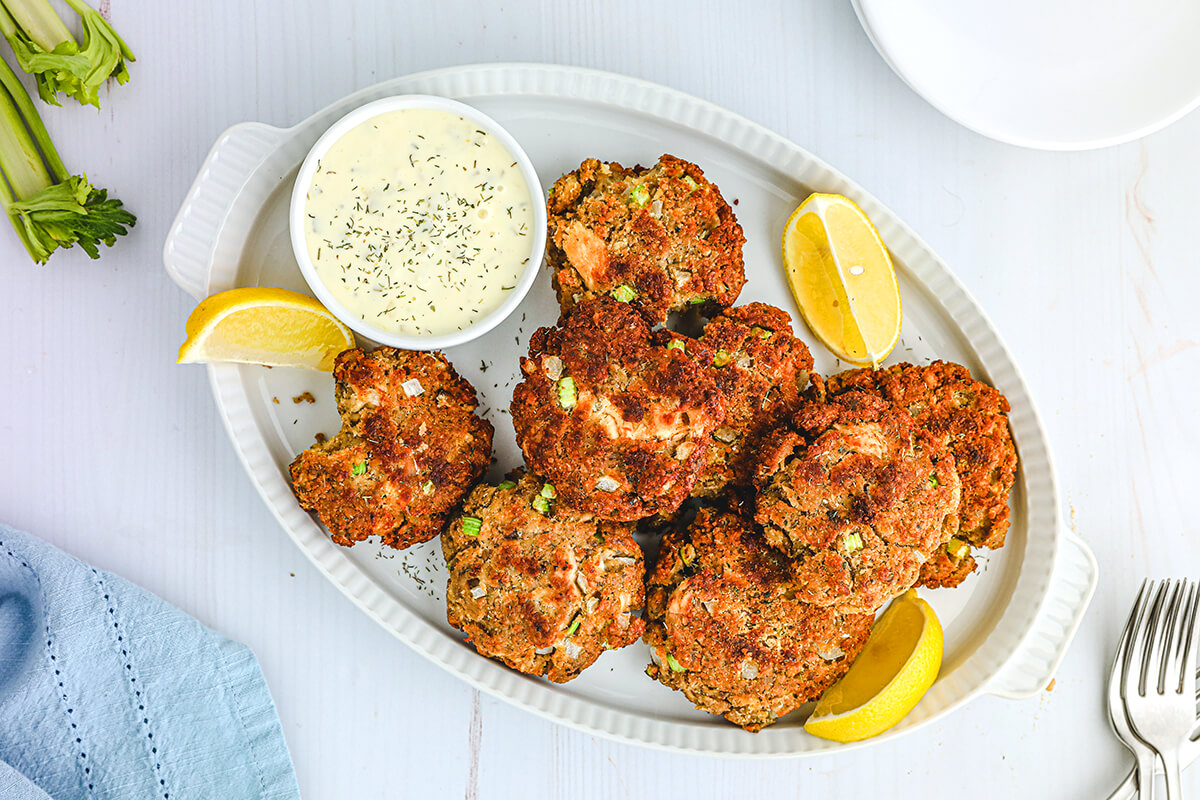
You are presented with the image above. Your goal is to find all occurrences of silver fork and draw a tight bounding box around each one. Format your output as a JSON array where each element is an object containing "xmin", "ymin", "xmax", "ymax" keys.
[
  {"xmin": 1108, "ymin": 706, "xmax": 1199, "ymax": 799},
  {"xmin": 1125, "ymin": 579, "xmax": 1200, "ymax": 799},
  {"xmin": 1110, "ymin": 580, "xmax": 1160, "ymax": 798}
]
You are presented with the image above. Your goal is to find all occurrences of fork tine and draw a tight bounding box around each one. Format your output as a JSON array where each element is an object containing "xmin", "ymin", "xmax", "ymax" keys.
[
  {"xmin": 1176, "ymin": 582, "xmax": 1200, "ymax": 696},
  {"xmin": 1158, "ymin": 580, "xmax": 1185, "ymax": 694},
  {"xmin": 1115, "ymin": 580, "xmax": 1150, "ymax": 673},
  {"xmin": 1113, "ymin": 581, "xmax": 1149, "ymax": 707},
  {"xmin": 1176, "ymin": 583, "xmax": 1195, "ymax": 665},
  {"xmin": 1125, "ymin": 581, "xmax": 1158, "ymax": 702},
  {"xmin": 1123, "ymin": 584, "xmax": 1145, "ymax": 700},
  {"xmin": 1174, "ymin": 583, "xmax": 1191, "ymax": 653},
  {"xmin": 1145, "ymin": 580, "xmax": 1168, "ymax": 695},
  {"xmin": 1133, "ymin": 580, "xmax": 1169, "ymax": 697}
]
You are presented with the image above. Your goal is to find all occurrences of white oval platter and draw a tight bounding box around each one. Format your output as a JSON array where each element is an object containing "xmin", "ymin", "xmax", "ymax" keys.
[{"xmin": 163, "ymin": 63, "xmax": 1097, "ymax": 757}]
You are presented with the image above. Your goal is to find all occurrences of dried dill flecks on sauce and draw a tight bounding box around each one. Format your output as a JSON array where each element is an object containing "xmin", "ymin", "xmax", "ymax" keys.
[{"xmin": 302, "ymin": 109, "xmax": 535, "ymax": 338}]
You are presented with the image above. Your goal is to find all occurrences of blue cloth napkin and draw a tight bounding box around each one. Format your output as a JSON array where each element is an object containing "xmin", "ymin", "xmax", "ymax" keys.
[{"xmin": 0, "ymin": 525, "xmax": 299, "ymax": 800}]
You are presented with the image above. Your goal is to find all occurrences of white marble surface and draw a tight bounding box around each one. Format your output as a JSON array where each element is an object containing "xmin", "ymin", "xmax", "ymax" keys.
[{"xmin": 1, "ymin": 1, "xmax": 1198, "ymax": 797}]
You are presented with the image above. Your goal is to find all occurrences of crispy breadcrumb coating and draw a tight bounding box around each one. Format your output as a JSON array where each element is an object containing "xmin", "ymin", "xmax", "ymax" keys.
[
  {"xmin": 816, "ymin": 362, "xmax": 1016, "ymax": 588},
  {"xmin": 691, "ymin": 303, "xmax": 812, "ymax": 496},
  {"xmin": 754, "ymin": 391, "xmax": 961, "ymax": 614},
  {"xmin": 644, "ymin": 508, "xmax": 872, "ymax": 731},
  {"xmin": 443, "ymin": 470, "xmax": 646, "ymax": 683},
  {"xmin": 289, "ymin": 347, "xmax": 493, "ymax": 549},
  {"xmin": 917, "ymin": 546, "xmax": 978, "ymax": 589},
  {"xmin": 511, "ymin": 297, "xmax": 725, "ymax": 521},
  {"xmin": 546, "ymin": 155, "xmax": 745, "ymax": 323}
]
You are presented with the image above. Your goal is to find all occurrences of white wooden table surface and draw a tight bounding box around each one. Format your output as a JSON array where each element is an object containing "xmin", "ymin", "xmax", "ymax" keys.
[{"xmin": 2, "ymin": 1, "xmax": 1198, "ymax": 797}]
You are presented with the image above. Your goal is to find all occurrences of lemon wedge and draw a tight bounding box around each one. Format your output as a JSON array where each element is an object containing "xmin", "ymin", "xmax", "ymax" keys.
[
  {"xmin": 781, "ymin": 193, "xmax": 901, "ymax": 366},
  {"xmin": 177, "ymin": 287, "xmax": 355, "ymax": 371},
  {"xmin": 804, "ymin": 590, "xmax": 942, "ymax": 743}
]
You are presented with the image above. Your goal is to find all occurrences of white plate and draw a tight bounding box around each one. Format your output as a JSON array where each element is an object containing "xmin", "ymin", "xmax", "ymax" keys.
[
  {"xmin": 853, "ymin": 0, "xmax": 1200, "ymax": 150},
  {"xmin": 163, "ymin": 63, "xmax": 1097, "ymax": 757}
]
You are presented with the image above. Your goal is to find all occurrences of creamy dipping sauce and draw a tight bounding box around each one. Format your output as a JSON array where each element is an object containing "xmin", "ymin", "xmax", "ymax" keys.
[{"xmin": 303, "ymin": 108, "xmax": 534, "ymax": 337}]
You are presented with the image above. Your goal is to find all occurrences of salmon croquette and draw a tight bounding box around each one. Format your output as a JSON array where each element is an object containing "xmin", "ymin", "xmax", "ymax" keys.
[
  {"xmin": 753, "ymin": 391, "xmax": 961, "ymax": 614},
  {"xmin": 644, "ymin": 508, "xmax": 873, "ymax": 731},
  {"xmin": 818, "ymin": 362, "xmax": 1016, "ymax": 588},
  {"xmin": 289, "ymin": 347, "xmax": 493, "ymax": 549},
  {"xmin": 511, "ymin": 296, "xmax": 726, "ymax": 521},
  {"xmin": 916, "ymin": 543, "xmax": 978, "ymax": 589},
  {"xmin": 546, "ymin": 155, "xmax": 746, "ymax": 323},
  {"xmin": 442, "ymin": 470, "xmax": 646, "ymax": 682},
  {"xmin": 691, "ymin": 303, "xmax": 813, "ymax": 496}
]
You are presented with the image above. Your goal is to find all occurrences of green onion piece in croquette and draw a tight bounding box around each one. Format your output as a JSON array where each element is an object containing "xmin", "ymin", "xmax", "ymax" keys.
[
  {"xmin": 682, "ymin": 175, "xmax": 699, "ymax": 191},
  {"xmin": 666, "ymin": 653, "xmax": 686, "ymax": 673},
  {"xmin": 540, "ymin": 482, "xmax": 556, "ymax": 499},
  {"xmin": 557, "ymin": 376, "xmax": 577, "ymax": 410},
  {"xmin": 461, "ymin": 516, "xmax": 482, "ymax": 537},
  {"xmin": 351, "ymin": 461, "xmax": 367, "ymax": 476},
  {"xmin": 946, "ymin": 537, "xmax": 970, "ymax": 560},
  {"xmin": 842, "ymin": 531, "xmax": 864, "ymax": 553},
  {"xmin": 532, "ymin": 496, "xmax": 551, "ymax": 516},
  {"xmin": 421, "ymin": 480, "xmax": 434, "ymax": 495},
  {"xmin": 667, "ymin": 339, "xmax": 685, "ymax": 352},
  {"xmin": 713, "ymin": 349, "xmax": 731, "ymax": 367},
  {"xmin": 629, "ymin": 184, "xmax": 650, "ymax": 206},
  {"xmin": 497, "ymin": 480, "xmax": 516, "ymax": 490},
  {"xmin": 610, "ymin": 283, "xmax": 637, "ymax": 303},
  {"xmin": 565, "ymin": 616, "xmax": 581, "ymax": 636}
]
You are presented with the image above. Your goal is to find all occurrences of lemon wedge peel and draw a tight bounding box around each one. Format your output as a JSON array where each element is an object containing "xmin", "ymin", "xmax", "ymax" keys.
[
  {"xmin": 781, "ymin": 193, "xmax": 902, "ymax": 368},
  {"xmin": 177, "ymin": 287, "xmax": 355, "ymax": 372},
  {"xmin": 803, "ymin": 589, "xmax": 943, "ymax": 743}
]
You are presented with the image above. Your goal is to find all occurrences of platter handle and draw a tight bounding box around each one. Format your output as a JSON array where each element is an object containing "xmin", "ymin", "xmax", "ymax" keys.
[
  {"xmin": 162, "ymin": 122, "xmax": 288, "ymax": 299},
  {"xmin": 985, "ymin": 529, "xmax": 1098, "ymax": 699}
]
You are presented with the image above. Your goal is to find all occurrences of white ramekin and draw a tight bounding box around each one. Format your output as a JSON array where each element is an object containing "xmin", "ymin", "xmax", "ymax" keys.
[{"xmin": 289, "ymin": 94, "xmax": 546, "ymax": 351}]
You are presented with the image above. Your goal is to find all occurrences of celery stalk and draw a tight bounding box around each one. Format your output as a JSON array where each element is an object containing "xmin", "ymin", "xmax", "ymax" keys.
[
  {"xmin": 0, "ymin": 76, "xmax": 50, "ymax": 199},
  {"xmin": 0, "ymin": 43, "xmax": 67, "ymax": 181},
  {"xmin": 0, "ymin": 166, "xmax": 41, "ymax": 262},
  {"xmin": 0, "ymin": 53, "xmax": 133, "ymax": 263},
  {"xmin": 0, "ymin": 0, "xmax": 134, "ymax": 108},
  {"xmin": 4, "ymin": 0, "xmax": 72, "ymax": 51}
]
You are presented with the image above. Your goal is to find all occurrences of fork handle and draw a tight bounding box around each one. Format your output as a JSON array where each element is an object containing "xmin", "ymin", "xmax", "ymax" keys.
[
  {"xmin": 1106, "ymin": 767, "xmax": 1138, "ymax": 800},
  {"xmin": 1106, "ymin": 753, "xmax": 1161, "ymax": 800},
  {"xmin": 1163, "ymin": 748, "xmax": 1183, "ymax": 799},
  {"xmin": 1138, "ymin": 751, "xmax": 1157, "ymax": 799}
]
